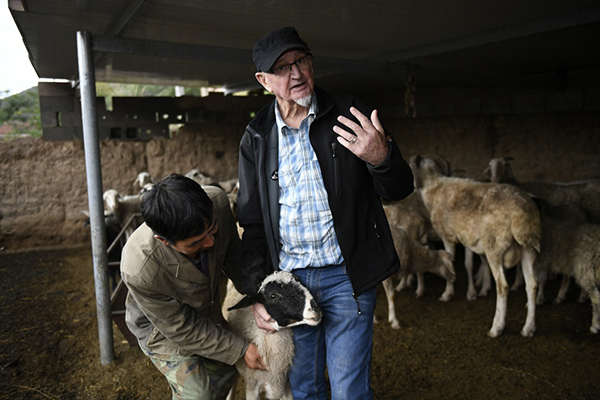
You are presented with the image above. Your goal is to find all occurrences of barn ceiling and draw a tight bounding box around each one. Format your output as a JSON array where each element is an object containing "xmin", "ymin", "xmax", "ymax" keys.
[{"xmin": 9, "ymin": 0, "xmax": 600, "ymax": 96}]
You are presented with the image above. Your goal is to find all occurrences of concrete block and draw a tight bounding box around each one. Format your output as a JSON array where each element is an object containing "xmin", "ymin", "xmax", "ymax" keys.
[{"xmin": 42, "ymin": 127, "xmax": 77, "ymax": 141}]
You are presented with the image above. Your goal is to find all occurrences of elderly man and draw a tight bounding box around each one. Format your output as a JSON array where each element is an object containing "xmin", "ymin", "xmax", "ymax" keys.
[{"xmin": 237, "ymin": 27, "xmax": 414, "ymax": 399}]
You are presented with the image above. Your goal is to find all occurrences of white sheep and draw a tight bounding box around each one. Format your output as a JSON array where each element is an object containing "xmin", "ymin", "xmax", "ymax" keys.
[
  {"xmin": 102, "ymin": 189, "xmax": 144, "ymax": 240},
  {"xmin": 535, "ymin": 216, "xmax": 600, "ymax": 333},
  {"xmin": 222, "ymin": 271, "xmax": 322, "ymax": 400},
  {"xmin": 411, "ymin": 154, "xmax": 542, "ymax": 337},
  {"xmin": 382, "ymin": 225, "xmax": 455, "ymax": 329},
  {"xmin": 133, "ymin": 171, "xmax": 155, "ymax": 191}
]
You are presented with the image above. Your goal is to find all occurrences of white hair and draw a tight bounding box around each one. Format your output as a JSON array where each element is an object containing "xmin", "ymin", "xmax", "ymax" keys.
[{"xmin": 294, "ymin": 94, "xmax": 312, "ymax": 109}]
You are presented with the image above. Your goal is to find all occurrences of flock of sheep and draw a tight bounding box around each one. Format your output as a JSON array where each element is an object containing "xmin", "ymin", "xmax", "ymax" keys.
[
  {"xmin": 383, "ymin": 154, "xmax": 600, "ymax": 338},
  {"xmin": 96, "ymin": 157, "xmax": 599, "ymax": 399},
  {"xmin": 100, "ymin": 155, "xmax": 600, "ymax": 340}
]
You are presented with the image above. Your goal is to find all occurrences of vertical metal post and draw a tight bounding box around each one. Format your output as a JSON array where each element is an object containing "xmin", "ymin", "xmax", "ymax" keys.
[{"xmin": 77, "ymin": 30, "xmax": 114, "ymax": 365}]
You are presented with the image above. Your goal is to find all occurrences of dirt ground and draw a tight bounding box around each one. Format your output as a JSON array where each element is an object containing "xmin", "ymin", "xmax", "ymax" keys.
[{"xmin": 1, "ymin": 245, "xmax": 599, "ymax": 400}]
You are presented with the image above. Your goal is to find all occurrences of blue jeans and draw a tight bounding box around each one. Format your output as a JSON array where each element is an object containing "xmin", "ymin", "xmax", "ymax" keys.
[{"xmin": 290, "ymin": 265, "xmax": 376, "ymax": 400}]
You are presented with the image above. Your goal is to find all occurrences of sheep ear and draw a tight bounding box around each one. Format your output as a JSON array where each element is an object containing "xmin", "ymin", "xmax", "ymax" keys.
[{"xmin": 227, "ymin": 295, "xmax": 256, "ymax": 310}]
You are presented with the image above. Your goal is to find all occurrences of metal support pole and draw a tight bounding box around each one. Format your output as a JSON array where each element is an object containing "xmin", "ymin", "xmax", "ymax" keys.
[{"xmin": 77, "ymin": 30, "xmax": 114, "ymax": 365}]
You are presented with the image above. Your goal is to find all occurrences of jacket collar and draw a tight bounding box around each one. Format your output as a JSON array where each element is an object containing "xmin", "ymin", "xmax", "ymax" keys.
[{"xmin": 155, "ymin": 236, "xmax": 214, "ymax": 284}]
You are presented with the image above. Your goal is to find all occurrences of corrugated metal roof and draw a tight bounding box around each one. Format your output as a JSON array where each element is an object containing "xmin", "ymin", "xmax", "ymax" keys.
[{"xmin": 9, "ymin": 0, "xmax": 600, "ymax": 95}]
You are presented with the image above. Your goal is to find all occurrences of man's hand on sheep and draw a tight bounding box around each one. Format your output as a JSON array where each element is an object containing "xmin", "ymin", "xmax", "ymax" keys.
[
  {"xmin": 244, "ymin": 343, "xmax": 267, "ymax": 370},
  {"xmin": 334, "ymin": 107, "xmax": 389, "ymax": 166},
  {"xmin": 251, "ymin": 303, "xmax": 278, "ymax": 333}
]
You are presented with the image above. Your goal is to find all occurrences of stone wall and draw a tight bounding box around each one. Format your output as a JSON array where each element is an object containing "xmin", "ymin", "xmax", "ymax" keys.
[{"xmin": 1, "ymin": 93, "xmax": 599, "ymax": 250}]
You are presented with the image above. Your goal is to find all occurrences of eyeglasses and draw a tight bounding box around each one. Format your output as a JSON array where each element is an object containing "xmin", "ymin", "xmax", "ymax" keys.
[{"xmin": 266, "ymin": 54, "xmax": 313, "ymax": 77}]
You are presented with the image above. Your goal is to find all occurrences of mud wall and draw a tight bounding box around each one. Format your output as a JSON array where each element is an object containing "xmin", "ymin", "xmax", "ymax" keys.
[{"xmin": 1, "ymin": 101, "xmax": 599, "ymax": 250}]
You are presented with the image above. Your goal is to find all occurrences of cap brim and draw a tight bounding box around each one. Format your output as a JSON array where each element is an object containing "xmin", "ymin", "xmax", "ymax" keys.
[{"xmin": 258, "ymin": 43, "xmax": 311, "ymax": 72}]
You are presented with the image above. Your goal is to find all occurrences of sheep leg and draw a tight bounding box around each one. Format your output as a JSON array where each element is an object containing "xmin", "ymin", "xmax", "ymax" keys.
[
  {"xmin": 415, "ymin": 273, "xmax": 425, "ymax": 298},
  {"xmin": 478, "ymin": 256, "xmax": 492, "ymax": 297},
  {"xmin": 438, "ymin": 240, "xmax": 458, "ymax": 300},
  {"xmin": 464, "ymin": 247, "xmax": 477, "ymax": 301},
  {"xmin": 439, "ymin": 278, "xmax": 454, "ymax": 302},
  {"xmin": 486, "ymin": 254, "xmax": 509, "ymax": 338},
  {"xmin": 553, "ymin": 275, "xmax": 571, "ymax": 305},
  {"xmin": 510, "ymin": 264, "xmax": 524, "ymax": 291},
  {"xmin": 382, "ymin": 277, "xmax": 400, "ymax": 329},
  {"xmin": 536, "ymin": 269, "xmax": 547, "ymax": 305},
  {"xmin": 520, "ymin": 247, "xmax": 537, "ymax": 337},
  {"xmin": 578, "ymin": 288, "xmax": 588, "ymax": 303},
  {"xmin": 394, "ymin": 274, "xmax": 413, "ymax": 292},
  {"xmin": 587, "ymin": 285, "xmax": 600, "ymax": 334},
  {"xmin": 475, "ymin": 262, "xmax": 484, "ymax": 287},
  {"xmin": 575, "ymin": 272, "xmax": 600, "ymax": 333}
]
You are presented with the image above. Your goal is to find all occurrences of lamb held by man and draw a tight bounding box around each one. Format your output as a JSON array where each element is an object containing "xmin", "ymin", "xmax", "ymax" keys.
[{"xmin": 222, "ymin": 271, "xmax": 322, "ymax": 400}]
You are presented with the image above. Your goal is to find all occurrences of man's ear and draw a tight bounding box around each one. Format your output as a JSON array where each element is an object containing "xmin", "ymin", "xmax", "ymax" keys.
[
  {"xmin": 154, "ymin": 235, "xmax": 171, "ymax": 247},
  {"xmin": 255, "ymin": 72, "xmax": 271, "ymax": 93}
]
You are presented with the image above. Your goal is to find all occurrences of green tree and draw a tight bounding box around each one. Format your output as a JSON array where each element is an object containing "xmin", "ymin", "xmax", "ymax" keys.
[{"xmin": 0, "ymin": 87, "xmax": 42, "ymax": 139}]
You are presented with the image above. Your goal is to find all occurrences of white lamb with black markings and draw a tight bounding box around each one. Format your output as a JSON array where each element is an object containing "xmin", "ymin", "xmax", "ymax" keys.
[{"xmin": 222, "ymin": 271, "xmax": 322, "ymax": 400}]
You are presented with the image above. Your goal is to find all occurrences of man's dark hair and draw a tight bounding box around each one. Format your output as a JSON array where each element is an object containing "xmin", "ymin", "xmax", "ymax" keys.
[{"xmin": 141, "ymin": 174, "xmax": 214, "ymax": 243}]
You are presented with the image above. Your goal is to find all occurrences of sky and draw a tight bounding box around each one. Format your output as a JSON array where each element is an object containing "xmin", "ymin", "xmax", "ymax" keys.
[{"xmin": 0, "ymin": 5, "xmax": 40, "ymax": 99}]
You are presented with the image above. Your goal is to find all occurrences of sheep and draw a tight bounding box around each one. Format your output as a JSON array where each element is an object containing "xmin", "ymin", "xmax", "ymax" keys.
[
  {"xmin": 222, "ymin": 271, "xmax": 322, "ymax": 400},
  {"xmin": 483, "ymin": 157, "xmax": 600, "ymax": 223},
  {"xmin": 535, "ymin": 216, "xmax": 600, "ymax": 333},
  {"xmin": 102, "ymin": 189, "xmax": 144, "ymax": 240},
  {"xmin": 382, "ymin": 191, "xmax": 445, "ymax": 296},
  {"xmin": 381, "ymin": 225, "xmax": 455, "ymax": 329},
  {"xmin": 133, "ymin": 171, "xmax": 155, "ymax": 192},
  {"xmin": 185, "ymin": 169, "xmax": 220, "ymax": 187},
  {"xmin": 483, "ymin": 157, "xmax": 597, "ymax": 294},
  {"xmin": 382, "ymin": 190, "xmax": 439, "ymax": 247},
  {"xmin": 410, "ymin": 154, "xmax": 542, "ymax": 337},
  {"xmin": 218, "ymin": 178, "xmax": 239, "ymax": 194}
]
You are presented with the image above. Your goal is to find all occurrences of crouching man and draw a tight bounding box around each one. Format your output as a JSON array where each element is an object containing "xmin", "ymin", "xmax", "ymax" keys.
[{"xmin": 121, "ymin": 174, "xmax": 264, "ymax": 400}]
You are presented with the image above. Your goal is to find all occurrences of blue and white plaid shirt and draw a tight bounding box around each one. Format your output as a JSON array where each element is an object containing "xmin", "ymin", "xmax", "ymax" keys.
[{"xmin": 275, "ymin": 95, "xmax": 344, "ymax": 272}]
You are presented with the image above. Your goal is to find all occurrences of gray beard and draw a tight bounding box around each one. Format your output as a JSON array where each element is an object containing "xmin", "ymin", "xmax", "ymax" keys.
[{"xmin": 294, "ymin": 94, "xmax": 312, "ymax": 109}]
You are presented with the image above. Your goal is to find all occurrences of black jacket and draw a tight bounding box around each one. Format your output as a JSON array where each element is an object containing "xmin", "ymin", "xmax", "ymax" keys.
[{"xmin": 237, "ymin": 86, "xmax": 414, "ymax": 297}]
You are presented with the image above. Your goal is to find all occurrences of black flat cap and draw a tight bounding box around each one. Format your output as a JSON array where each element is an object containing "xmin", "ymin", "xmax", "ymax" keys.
[{"xmin": 252, "ymin": 27, "xmax": 310, "ymax": 72}]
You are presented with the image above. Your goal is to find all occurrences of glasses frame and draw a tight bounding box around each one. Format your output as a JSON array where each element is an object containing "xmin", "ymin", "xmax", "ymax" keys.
[{"xmin": 265, "ymin": 53, "xmax": 313, "ymax": 77}]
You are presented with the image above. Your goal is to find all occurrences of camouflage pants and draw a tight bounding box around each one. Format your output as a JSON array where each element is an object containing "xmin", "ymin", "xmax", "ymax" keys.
[{"xmin": 141, "ymin": 347, "xmax": 238, "ymax": 400}]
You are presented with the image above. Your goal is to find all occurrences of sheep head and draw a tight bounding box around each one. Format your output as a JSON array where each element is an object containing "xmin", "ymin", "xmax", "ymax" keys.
[
  {"xmin": 134, "ymin": 172, "xmax": 155, "ymax": 189},
  {"xmin": 488, "ymin": 157, "xmax": 515, "ymax": 183},
  {"xmin": 229, "ymin": 271, "xmax": 322, "ymax": 330},
  {"xmin": 103, "ymin": 189, "xmax": 123, "ymax": 218},
  {"xmin": 409, "ymin": 154, "xmax": 450, "ymax": 189}
]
